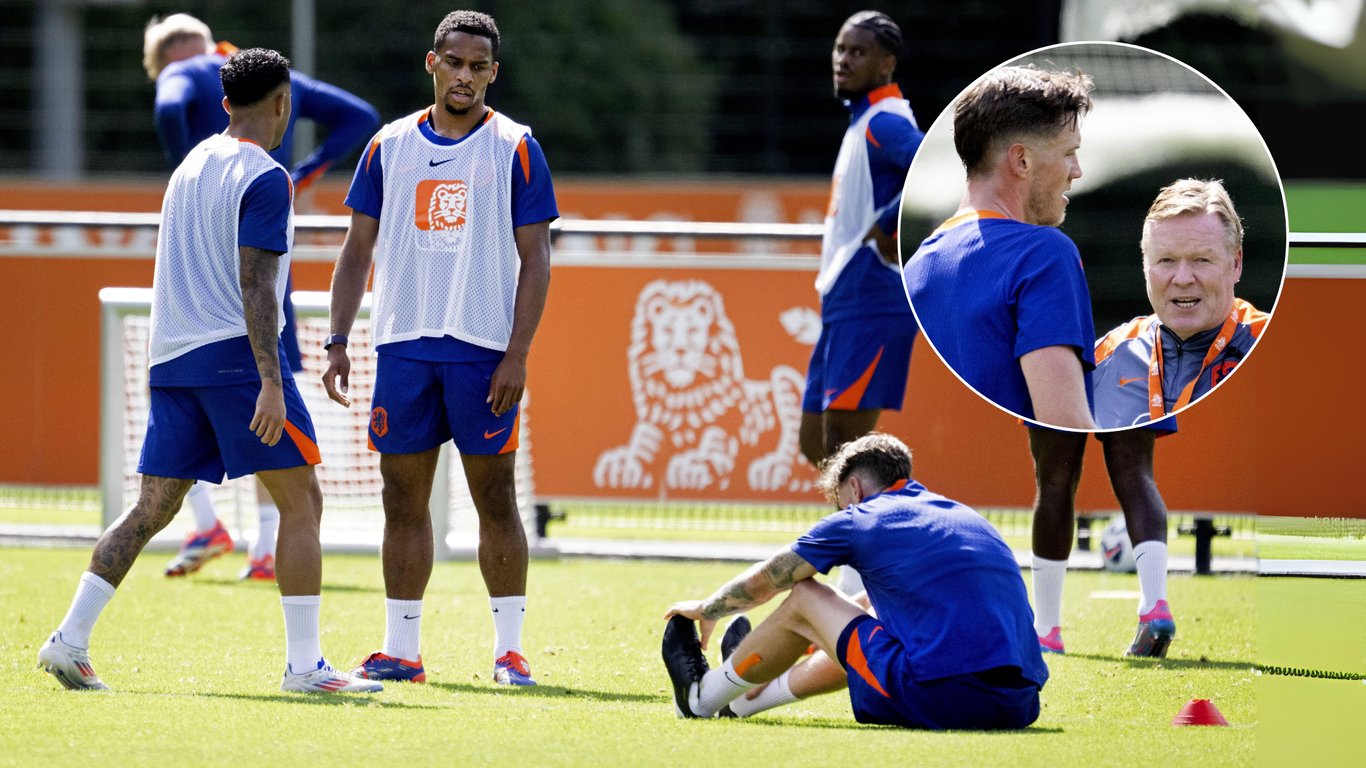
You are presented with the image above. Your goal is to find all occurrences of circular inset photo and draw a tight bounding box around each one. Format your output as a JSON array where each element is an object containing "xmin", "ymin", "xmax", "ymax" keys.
[{"xmin": 899, "ymin": 42, "xmax": 1286, "ymax": 432}]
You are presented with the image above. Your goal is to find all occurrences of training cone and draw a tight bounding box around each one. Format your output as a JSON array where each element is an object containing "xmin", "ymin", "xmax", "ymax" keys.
[{"xmin": 1171, "ymin": 698, "xmax": 1229, "ymax": 726}]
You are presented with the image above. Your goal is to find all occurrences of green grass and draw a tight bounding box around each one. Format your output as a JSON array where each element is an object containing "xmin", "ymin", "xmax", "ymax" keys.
[
  {"xmin": 1257, "ymin": 578, "xmax": 1366, "ymax": 767},
  {"xmin": 1285, "ymin": 182, "xmax": 1366, "ymax": 265},
  {"xmin": 1256, "ymin": 535, "xmax": 1366, "ymax": 561},
  {"xmin": 0, "ymin": 547, "xmax": 1260, "ymax": 767},
  {"xmin": 1257, "ymin": 517, "xmax": 1366, "ymax": 561}
]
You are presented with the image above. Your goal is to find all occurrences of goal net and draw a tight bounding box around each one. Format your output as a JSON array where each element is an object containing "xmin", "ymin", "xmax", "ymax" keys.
[{"xmin": 99, "ymin": 288, "xmax": 541, "ymax": 555}]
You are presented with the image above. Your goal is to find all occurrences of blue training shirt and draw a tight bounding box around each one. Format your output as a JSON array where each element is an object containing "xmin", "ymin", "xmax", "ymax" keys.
[
  {"xmin": 792, "ymin": 480, "xmax": 1048, "ymax": 686},
  {"xmin": 903, "ymin": 213, "xmax": 1095, "ymax": 421},
  {"xmin": 154, "ymin": 49, "xmax": 380, "ymax": 186},
  {"xmin": 151, "ymin": 167, "xmax": 293, "ymax": 387},
  {"xmin": 344, "ymin": 109, "xmax": 559, "ymax": 362}
]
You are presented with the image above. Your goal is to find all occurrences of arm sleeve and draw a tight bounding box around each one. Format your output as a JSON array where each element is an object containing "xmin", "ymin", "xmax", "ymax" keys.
[
  {"xmin": 288, "ymin": 71, "xmax": 382, "ymax": 187},
  {"xmin": 1011, "ymin": 231, "xmax": 1096, "ymax": 367},
  {"xmin": 510, "ymin": 134, "xmax": 560, "ymax": 227},
  {"xmin": 238, "ymin": 168, "xmax": 292, "ymax": 254},
  {"xmin": 343, "ymin": 134, "xmax": 385, "ymax": 220},
  {"xmin": 866, "ymin": 112, "xmax": 924, "ymax": 235},
  {"xmin": 789, "ymin": 512, "xmax": 855, "ymax": 575},
  {"xmin": 153, "ymin": 71, "xmax": 197, "ymax": 169}
]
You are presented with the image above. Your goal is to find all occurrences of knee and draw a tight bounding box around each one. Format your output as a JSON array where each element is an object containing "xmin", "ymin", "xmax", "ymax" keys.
[
  {"xmin": 1035, "ymin": 456, "xmax": 1084, "ymax": 493},
  {"xmin": 787, "ymin": 577, "xmax": 837, "ymax": 609}
]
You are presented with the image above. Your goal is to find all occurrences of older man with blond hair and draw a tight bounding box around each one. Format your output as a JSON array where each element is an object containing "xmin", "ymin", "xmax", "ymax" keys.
[{"xmin": 1093, "ymin": 178, "xmax": 1267, "ymax": 427}]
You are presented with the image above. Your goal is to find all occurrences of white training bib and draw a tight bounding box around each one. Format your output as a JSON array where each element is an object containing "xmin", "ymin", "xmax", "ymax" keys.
[
  {"xmin": 370, "ymin": 109, "xmax": 527, "ymax": 351},
  {"xmin": 815, "ymin": 95, "xmax": 916, "ymax": 296},
  {"xmin": 149, "ymin": 134, "xmax": 293, "ymax": 367}
]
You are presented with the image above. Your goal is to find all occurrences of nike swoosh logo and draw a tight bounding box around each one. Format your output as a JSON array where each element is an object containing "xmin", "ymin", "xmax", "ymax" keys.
[
  {"xmin": 1118, "ymin": 377, "xmax": 1145, "ymax": 387},
  {"xmin": 484, "ymin": 427, "xmax": 508, "ymax": 439},
  {"xmin": 403, "ymin": 614, "xmax": 421, "ymax": 620},
  {"xmin": 428, "ymin": 157, "xmax": 458, "ymax": 167}
]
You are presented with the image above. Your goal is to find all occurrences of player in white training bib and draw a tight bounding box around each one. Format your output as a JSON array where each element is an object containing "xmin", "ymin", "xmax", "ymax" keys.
[
  {"xmin": 324, "ymin": 10, "xmax": 557, "ymax": 687},
  {"xmin": 39, "ymin": 49, "xmax": 380, "ymax": 695}
]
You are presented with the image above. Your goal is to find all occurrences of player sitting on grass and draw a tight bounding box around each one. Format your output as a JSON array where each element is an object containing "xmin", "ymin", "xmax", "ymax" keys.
[{"xmin": 662, "ymin": 433, "xmax": 1047, "ymax": 729}]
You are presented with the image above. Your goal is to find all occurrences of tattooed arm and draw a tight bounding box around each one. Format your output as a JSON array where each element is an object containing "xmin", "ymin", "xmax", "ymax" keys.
[
  {"xmin": 240, "ymin": 245, "xmax": 285, "ymax": 446},
  {"xmin": 664, "ymin": 547, "xmax": 818, "ymax": 649}
]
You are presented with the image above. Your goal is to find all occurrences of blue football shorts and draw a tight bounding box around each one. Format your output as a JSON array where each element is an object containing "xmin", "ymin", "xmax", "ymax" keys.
[
  {"xmin": 802, "ymin": 317, "xmax": 917, "ymax": 413},
  {"xmin": 836, "ymin": 614, "xmax": 1041, "ymax": 730},
  {"xmin": 137, "ymin": 379, "xmax": 320, "ymax": 482},
  {"xmin": 368, "ymin": 353, "xmax": 519, "ymax": 456}
]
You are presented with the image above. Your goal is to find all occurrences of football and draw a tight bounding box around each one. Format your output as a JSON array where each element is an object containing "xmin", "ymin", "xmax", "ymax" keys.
[{"xmin": 1099, "ymin": 515, "xmax": 1137, "ymax": 572}]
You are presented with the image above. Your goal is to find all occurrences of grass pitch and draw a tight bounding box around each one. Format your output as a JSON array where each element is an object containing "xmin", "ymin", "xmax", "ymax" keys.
[{"xmin": 0, "ymin": 547, "xmax": 1258, "ymax": 767}]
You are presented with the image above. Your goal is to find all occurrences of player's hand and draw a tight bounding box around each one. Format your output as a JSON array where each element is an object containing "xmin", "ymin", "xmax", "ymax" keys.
[
  {"xmin": 250, "ymin": 381, "xmax": 287, "ymax": 446},
  {"xmin": 487, "ymin": 352, "xmax": 527, "ymax": 417},
  {"xmin": 322, "ymin": 347, "xmax": 352, "ymax": 407},
  {"xmin": 664, "ymin": 600, "xmax": 718, "ymax": 650}
]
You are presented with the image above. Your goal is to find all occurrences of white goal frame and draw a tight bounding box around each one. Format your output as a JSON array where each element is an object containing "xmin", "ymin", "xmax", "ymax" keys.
[{"xmin": 99, "ymin": 287, "xmax": 543, "ymax": 558}]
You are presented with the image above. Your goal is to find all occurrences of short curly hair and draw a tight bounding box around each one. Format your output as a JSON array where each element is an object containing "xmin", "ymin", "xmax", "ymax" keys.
[
  {"xmin": 816, "ymin": 433, "xmax": 912, "ymax": 504},
  {"xmin": 220, "ymin": 48, "xmax": 291, "ymax": 108},
  {"xmin": 434, "ymin": 10, "xmax": 500, "ymax": 56}
]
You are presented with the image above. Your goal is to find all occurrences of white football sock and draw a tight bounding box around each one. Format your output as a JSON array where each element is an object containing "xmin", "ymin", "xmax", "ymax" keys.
[
  {"xmin": 55, "ymin": 572, "xmax": 115, "ymax": 648},
  {"xmin": 1031, "ymin": 554, "xmax": 1069, "ymax": 636},
  {"xmin": 691, "ymin": 657, "xmax": 759, "ymax": 717},
  {"xmin": 382, "ymin": 599, "xmax": 423, "ymax": 661},
  {"xmin": 836, "ymin": 565, "xmax": 864, "ymax": 597},
  {"xmin": 186, "ymin": 482, "xmax": 219, "ymax": 534},
  {"xmin": 490, "ymin": 596, "xmax": 526, "ymax": 657},
  {"xmin": 280, "ymin": 595, "xmax": 323, "ymax": 674},
  {"xmin": 1132, "ymin": 541, "xmax": 1169, "ymax": 615},
  {"xmin": 726, "ymin": 669, "xmax": 798, "ymax": 717},
  {"xmin": 252, "ymin": 502, "xmax": 279, "ymax": 560}
]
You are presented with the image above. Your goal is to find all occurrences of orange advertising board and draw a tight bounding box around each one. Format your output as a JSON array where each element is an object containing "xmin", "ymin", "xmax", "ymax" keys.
[{"xmin": 0, "ymin": 180, "xmax": 1362, "ymax": 517}]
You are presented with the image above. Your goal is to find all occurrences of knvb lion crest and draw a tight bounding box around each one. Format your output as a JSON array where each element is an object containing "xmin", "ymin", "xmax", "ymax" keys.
[
  {"xmin": 417, "ymin": 180, "xmax": 469, "ymax": 231},
  {"xmin": 593, "ymin": 279, "xmax": 816, "ymax": 493}
]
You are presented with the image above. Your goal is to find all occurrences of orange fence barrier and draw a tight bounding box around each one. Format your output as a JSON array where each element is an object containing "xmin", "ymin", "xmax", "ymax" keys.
[{"xmin": 1, "ymin": 181, "xmax": 1361, "ymax": 517}]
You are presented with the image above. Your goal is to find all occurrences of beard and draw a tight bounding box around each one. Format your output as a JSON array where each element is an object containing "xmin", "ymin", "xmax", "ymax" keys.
[
  {"xmin": 1025, "ymin": 184, "xmax": 1068, "ymax": 228},
  {"xmin": 444, "ymin": 102, "xmax": 473, "ymax": 116}
]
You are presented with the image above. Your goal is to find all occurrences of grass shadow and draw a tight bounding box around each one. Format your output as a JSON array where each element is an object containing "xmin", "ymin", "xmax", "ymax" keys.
[
  {"xmin": 426, "ymin": 680, "xmax": 659, "ymax": 703},
  {"xmin": 731, "ymin": 716, "xmax": 1065, "ymax": 734},
  {"xmin": 1064, "ymin": 651, "xmax": 1252, "ymax": 671},
  {"xmin": 186, "ymin": 578, "xmax": 383, "ymax": 593},
  {"xmin": 131, "ymin": 690, "xmax": 450, "ymax": 710}
]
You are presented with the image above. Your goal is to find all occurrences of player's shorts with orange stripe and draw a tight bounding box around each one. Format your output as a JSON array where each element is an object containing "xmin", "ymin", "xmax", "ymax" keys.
[
  {"xmin": 836, "ymin": 614, "xmax": 1041, "ymax": 730},
  {"xmin": 137, "ymin": 379, "xmax": 320, "ymax": 481},
  {"xmin": 802, "ymin": 317, "xmax": 916, "ymax": 413}
]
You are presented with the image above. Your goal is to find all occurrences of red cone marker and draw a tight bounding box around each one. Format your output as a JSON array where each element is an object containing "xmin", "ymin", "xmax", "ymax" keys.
[{"xmin": 1172, "ymin": 698, "xmax": 1229, "ymax": 726}]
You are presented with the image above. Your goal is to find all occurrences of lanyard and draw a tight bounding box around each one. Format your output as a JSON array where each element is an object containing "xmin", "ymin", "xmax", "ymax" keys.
[{"xmin": 1147, "ymin": 307, "xmax": 1240, "ymax": 420}]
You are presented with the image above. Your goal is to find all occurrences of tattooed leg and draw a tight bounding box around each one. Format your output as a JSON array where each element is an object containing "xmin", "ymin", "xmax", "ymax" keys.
[
  {"xmin": 88, "ymin": 475, "xmax": 194, "ymax": 587},
  {"xmin": 722, "ymin": 580, "xmax": 868, "ymax": 685}
]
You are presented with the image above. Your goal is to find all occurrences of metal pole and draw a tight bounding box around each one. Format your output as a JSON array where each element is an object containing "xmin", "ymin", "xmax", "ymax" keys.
[
  {"xmin": 35, "ymin": 0, "xmax": 84, "ymax": 178},
  {"xmin": 291, "ymin": 0, "xmax": 317, "ymax": 165}
]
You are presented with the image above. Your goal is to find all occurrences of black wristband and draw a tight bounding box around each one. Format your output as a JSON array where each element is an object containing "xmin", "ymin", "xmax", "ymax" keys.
[{"xmin": 324, "ymin": 334, "xmax": 348, "ymax": 350}]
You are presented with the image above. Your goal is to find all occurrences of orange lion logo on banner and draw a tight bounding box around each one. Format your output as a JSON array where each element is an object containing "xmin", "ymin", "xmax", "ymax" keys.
[{"xmin": 592, "ymin": 279, "xmax": 811, "ymax": 493}]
